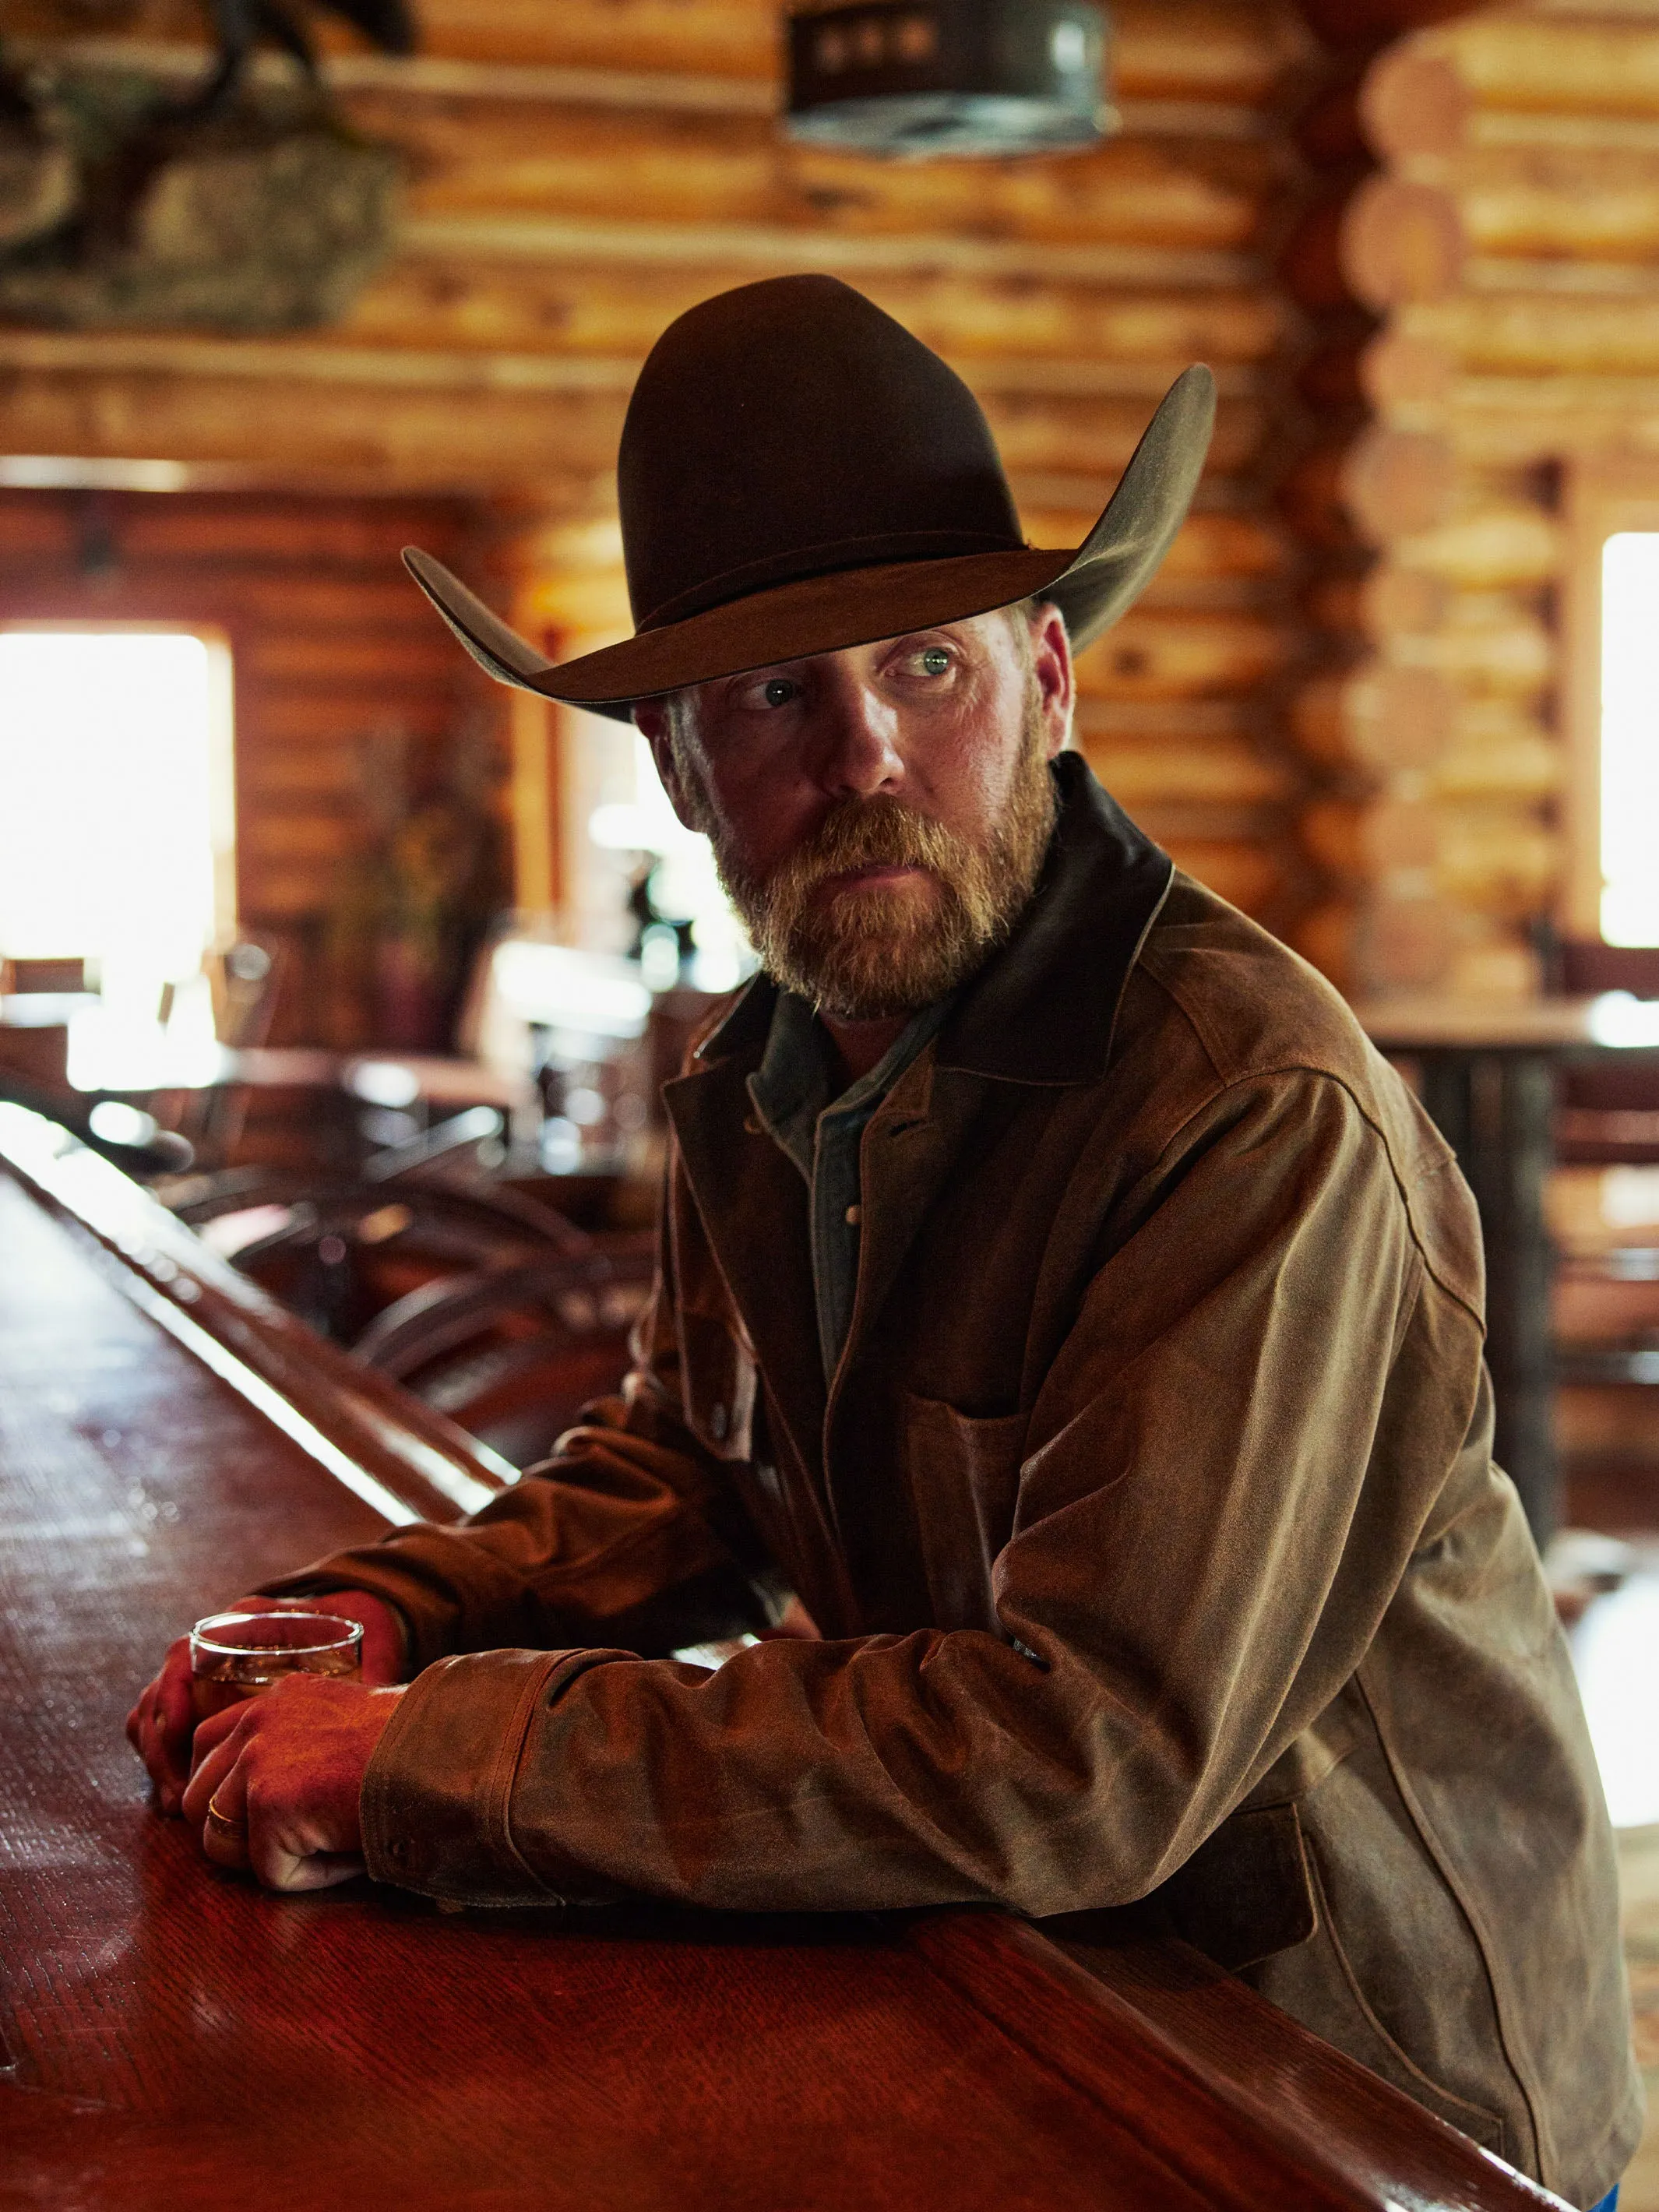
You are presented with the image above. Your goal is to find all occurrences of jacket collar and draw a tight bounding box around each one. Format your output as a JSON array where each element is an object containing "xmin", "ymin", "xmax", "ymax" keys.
[{"xmin": 694, "ymin": 752, "xmax": 1173, "ymax": 1087}]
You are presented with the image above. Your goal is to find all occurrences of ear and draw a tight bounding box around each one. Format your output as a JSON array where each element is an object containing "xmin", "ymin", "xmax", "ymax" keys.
[
  {"xmin": 633, "ymin": 699, "xmax": 706, "ymax": 834},
  {"xmin": 1030, "ymin": 603, "xmax": 1074, "ymax": 759}
]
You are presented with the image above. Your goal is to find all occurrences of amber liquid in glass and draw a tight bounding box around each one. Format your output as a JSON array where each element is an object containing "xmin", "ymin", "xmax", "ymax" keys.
[{"xmin": 191, "ymin": 1644, "xmax": 360, "ymax": 1726}]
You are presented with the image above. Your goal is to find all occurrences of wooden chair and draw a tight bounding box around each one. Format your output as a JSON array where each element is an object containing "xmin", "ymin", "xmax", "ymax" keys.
[
  {"xmin": 351, "ymin": 1240, "xmax": 656, "ymax": 1467},
  {"xmin": 181, "ymin": 1175, "xmax": 592, "ymax": 1344}
]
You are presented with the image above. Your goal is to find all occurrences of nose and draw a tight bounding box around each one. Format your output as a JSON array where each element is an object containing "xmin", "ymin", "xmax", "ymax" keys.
[{"xmin": 811, "ymin": 668, "xmax": 904, "ymax": 800}]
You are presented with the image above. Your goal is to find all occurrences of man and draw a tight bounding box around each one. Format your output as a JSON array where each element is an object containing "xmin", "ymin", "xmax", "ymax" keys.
[{"xmin": 131, "ymin": 276, "xmax": 1637, "ymax": 2207}]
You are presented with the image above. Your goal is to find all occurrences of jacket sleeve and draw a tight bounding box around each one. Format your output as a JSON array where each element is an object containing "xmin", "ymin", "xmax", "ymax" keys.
[
  {"xmin": 257, "ymin": 1213, "xmax": 777, "ymax": 1670},
  {"xmin": 358, "ymin": 1069, "xmax": 1490, "ymax": 1914}
]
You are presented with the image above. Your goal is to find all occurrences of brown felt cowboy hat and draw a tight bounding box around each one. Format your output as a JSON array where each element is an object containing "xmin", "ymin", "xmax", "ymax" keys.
[{"xmin": 403, "ymin": 274, "xmax": 1216, "ymax": 725}]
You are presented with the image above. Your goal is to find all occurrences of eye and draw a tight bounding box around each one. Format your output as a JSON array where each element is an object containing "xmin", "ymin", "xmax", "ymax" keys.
[
  {"xmin": 759, "ymin": 676, "xmax": 798, "ymax": 709},
  {"xmin": 918, "ymin": 646, "xmax": 952, "ymax": 677}
]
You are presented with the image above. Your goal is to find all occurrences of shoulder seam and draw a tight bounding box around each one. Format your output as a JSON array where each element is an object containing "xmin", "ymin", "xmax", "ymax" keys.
[{"xmin": 1143, "ymin": 1058, "xmax": 1484, "ymax": 1334}]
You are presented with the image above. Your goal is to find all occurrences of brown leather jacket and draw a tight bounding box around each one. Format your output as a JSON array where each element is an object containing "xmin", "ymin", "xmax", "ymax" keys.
[{"xmin": 275, "ymin": 757, "xmax": 1640, "ymax": 2207}]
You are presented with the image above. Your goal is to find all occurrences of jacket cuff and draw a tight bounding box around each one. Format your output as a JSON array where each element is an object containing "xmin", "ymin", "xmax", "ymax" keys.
[
  {"xmin": 256, "ymin": 1527, "xmax": 527, "ymax": 1673},
  {"xmin": 360, "ymin": 1647, "xmax": 625, "ymax": 1904}
]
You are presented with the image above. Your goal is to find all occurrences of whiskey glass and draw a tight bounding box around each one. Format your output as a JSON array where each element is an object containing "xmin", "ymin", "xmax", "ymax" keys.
[{"xmin": 188, "ymin": 1610, "xmax": 364, "ymax": 1725}]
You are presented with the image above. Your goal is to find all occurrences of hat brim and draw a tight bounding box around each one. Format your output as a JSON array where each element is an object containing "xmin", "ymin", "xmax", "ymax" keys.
[{"xmin": 403, "ymin": 363, "xmax": 1216, "ymax": 727}]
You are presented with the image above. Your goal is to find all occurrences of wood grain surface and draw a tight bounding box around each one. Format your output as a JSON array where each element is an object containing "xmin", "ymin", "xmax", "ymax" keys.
[{"xmin": 0, "ymin": 1161, "xmax": 1567, "ymax": 2210}]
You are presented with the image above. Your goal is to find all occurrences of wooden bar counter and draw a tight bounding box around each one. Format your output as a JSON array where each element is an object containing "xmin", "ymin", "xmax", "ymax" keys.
[{"xmin": 0, "ymin": 1109, "xmax": 1566, "ymax": 2211}]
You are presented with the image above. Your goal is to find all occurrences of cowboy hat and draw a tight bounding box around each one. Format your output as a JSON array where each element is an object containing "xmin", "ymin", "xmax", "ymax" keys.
[{"xmin": 402, "ymin": 273, "xmax": 1216, "ymax": 724}]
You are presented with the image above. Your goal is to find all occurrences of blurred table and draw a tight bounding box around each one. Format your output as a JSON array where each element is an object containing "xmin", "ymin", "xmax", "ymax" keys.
[
  {"xmin": 1358, "ymin": 995, "xmax": 1659, "ymax": 1544},
  {"xmin": 0, "ymin": 1111, "xmax": 1560, "ymax": 2212}
]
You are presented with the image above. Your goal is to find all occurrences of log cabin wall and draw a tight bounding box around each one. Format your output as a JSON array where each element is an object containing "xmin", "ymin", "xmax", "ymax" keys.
[
  {"xmin": 1288, "ymin": 0, "xmax": 1659, "ymax": 999},
  {"xmin": 0, "ymin": 490, "xmax": 503, "ymax": 1044},
  {"xmin": 0, "ymin": 0, "xmax": 1333, "ymax": 1003},
  {"xmin": 8, "ymin": 1, "xmax": 1573, "ymax": 1022}
]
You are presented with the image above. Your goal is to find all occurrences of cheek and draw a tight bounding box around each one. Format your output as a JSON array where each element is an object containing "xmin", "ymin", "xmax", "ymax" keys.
[
  {"xmin": 701, "ymin": 759, "xmax": 818, "ymax": 878},
  {"xmin": 909, "ymin": 705, "xmax": 1026, "ymax": 836}
]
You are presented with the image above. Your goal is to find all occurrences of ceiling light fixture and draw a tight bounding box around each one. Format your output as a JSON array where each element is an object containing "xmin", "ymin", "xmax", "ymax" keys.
[{"xmin": 784, "ymin": 1, "xmax": 1114, "ymax": 160}]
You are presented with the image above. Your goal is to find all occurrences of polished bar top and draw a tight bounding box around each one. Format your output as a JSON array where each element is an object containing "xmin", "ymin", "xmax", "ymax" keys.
[{"xmin": 0, "ymin": 1136, "xmax": 1565, "ymax": 2211}]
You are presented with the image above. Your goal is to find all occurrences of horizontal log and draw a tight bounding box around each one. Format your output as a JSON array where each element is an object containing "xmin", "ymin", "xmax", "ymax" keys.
[
  {"xmin": 1073, "ymin": 696, "xmax": 1263, "ymax": 743},
  {"xmin": 1386, "ymin": 503, "xmax": 1559, "ymax": 588},
  {"xmin": 1356, "ymin": 565, "xmax": 1448, "ymax": 636},
  {"xmin": 344, "ymin": 259, "xmax": 1287, "ymax": 368},
  {"xmin": 1429, "ymin": 725, "xmax": 1563, "ymax": 801},
  {"xmin": 1301, "ymin": 795, "xmax": 1440, "ymax": 881},
  {"xmin": 1130, "ymin": 798, "xmax": 1291, "ymax": 843},
  {"xmin": 1341, "ymin": 178, "xmax": 1467, "ymax": 308},
  {"xmin": 1301, "ymin": 795, "xmax": 1559, "ymax": 917},
  {"xmin": 0, "ymin": 364, "xmax": 625, "ymax": 494},
  {"xmin": 1277, "ymin": 445, "xmax": 1365, "ymax": 551},
  {"xmin": 11, "ymin": 0, "xmax": 1301, "ymax": 105},
  {"xmin": 238, "ymin": 635, "xmax": 460, "ymax": 682},
  {"xmin": 1290, "ymin": 893, "xmax": 1456, "ymax": 995},
  {"xmin": 1435, "ymin": 803, "xmax": 1561, "ymax": 917},
  {"xmin": 1341, "ymin": 428, "xmax": 1460, "ymax": 539},
  {"xmin": 1291, "ymin": 664, "xmax": 1453, "ymax": 772},
  {"xmin": 1404, "ymin": 608, "xmax": 1553, "ymax": 696},
  {"xmin": 244, "ymin": 688, "xmax": 466, "ymax": 742},
  {"xmin": 1449, "ymin": 388, "xmax": 1659, "ymax": 470},
  {"xmin": 1411, "ymin": 16, "xmax": 1659, "ymax": 124},
  {"xmin": 1073, "ymin": 608, "xmax": 1300, "ymax": 700},
  {"xmin": 1459, "ymin": 148, "xmax": 1659, "ymax": 264},
  {"xmin": 1391, "ymin": 294, "xmax": 1659, "ymax": 379},
  {"xmin": 1296, "ymin": 0, "xmax": 1482, "ymax": 58},
  {"xmin": 350, "ymin": 95, "xmax": 1285, "ymax": 258},
  {"xmin": 1159, "ymin": 837, "xmax": 1287, "ymax": 918},
  {"xmin": 0, "ymin": 489, "xmax": 466, "ymax": 565},
  {"xmin": 1081, "ymin": 734, "xmax": 1298, "ymax": 806},
  {"xmin": 1360, "ymin": 50, "xmax": 1471, "ymax": 161}
]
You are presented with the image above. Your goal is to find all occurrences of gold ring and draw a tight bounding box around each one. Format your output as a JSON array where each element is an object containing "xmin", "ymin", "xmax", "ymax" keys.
[{"xmin": 205, "ymin": 1795, "xmax": 246, "ymax": 1837}]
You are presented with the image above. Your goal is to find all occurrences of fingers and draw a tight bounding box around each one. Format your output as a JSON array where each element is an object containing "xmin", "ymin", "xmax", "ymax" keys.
[
  {"xmin": 196, "ymin": 1749, "xmax": 252, "ymax": 1876},
  {"xmin": 180, "ymin": 1707, "xmax": 249, "ymax": 1833},
  {"xmin": 178, "ymin": 1676, "xmax": 399, "ymax": 1895},
  {"xmin": 126, "ymin": 1638, "xmax": 198, "ymax": 1813}
]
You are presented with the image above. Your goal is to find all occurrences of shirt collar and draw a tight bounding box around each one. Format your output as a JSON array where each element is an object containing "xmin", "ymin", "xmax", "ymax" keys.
[{"xmin": 746, "ymin": 988, "xmax": 953, "ymax": 1182}]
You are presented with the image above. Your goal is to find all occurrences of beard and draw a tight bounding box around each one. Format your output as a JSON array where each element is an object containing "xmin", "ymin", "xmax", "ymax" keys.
[{"xmin": 699, "ymin": 685, "xmax": 1058, "ymax": 1022}]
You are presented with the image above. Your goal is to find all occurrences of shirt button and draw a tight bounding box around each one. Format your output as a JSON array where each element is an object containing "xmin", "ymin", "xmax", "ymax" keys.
[
  {"xmin": 710, "ymin": 1403, "xmax": 728, "ymax": 1440},
  {"xmin": 845, "ymin": 1204, "xmax": 862, "ymax": 1226}
]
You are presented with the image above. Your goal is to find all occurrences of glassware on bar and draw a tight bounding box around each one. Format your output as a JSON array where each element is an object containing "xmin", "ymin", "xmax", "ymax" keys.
[{"xmin": 188, "ymin": 1610, "xmax": 364, "ymax": 1725}]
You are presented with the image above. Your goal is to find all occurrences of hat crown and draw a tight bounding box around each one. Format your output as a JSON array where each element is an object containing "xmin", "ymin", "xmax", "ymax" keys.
[{"xmin": 618, "ymin": 274, "xmax": 1024, "ymax": 635}]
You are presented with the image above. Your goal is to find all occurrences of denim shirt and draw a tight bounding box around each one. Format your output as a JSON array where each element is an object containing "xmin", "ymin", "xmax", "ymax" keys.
[{"xmin": 745, "ymin": 988, "xmax": 953, "ymax": 1383}]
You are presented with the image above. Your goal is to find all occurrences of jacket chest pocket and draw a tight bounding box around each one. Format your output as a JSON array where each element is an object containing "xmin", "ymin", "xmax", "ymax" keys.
[
  {"xmin": 678, "ymin": 1310, "xmax": 757, "ymax": 1462},
  {"xmin": 900, "ymin": 1393, "xmax": 1028, "ymax": 1631}
]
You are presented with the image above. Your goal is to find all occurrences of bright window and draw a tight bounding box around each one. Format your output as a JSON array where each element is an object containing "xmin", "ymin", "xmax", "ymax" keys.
[
  {"xmin": 1600, "ymin": 534, "xmax": 1659, "ymax": 944},
  {"xmin": 0, "ymin": 628, "xmax": 233, "ymax": 984}
]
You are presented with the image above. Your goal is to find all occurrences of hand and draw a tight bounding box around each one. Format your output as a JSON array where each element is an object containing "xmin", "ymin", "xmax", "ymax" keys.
[
  {"xmin": 126, "ymin": 1590, "xmax": 407, "ymax": 1816},
  {"xmin": 181, "ymin": 1672, "xmax": 404, "ymax": 1892}
]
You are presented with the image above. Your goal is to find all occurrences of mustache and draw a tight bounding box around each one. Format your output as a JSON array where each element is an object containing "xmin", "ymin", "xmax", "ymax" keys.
[{"xmin": 758, "ymin": 795, "xmax": 968, "ymax": 902}]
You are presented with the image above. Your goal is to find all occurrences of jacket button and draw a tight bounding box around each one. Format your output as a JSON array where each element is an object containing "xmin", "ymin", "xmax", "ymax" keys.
[
  {"xmin": 845, "ymin": 1204, "xmax": 862, "ymax": 1226},
  {"xmin": 743, "ymin": 1115, "xmax": 763, "ymax": 1136}
]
